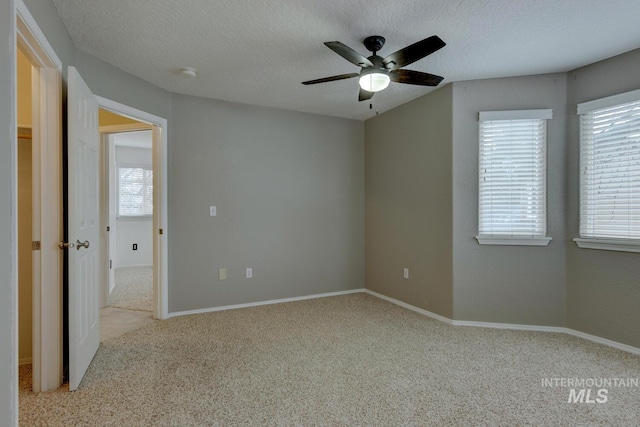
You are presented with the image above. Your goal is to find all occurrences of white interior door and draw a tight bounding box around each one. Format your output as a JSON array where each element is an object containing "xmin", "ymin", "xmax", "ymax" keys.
[{"xmin": 67, "ymin": 66, "xmax": 100, "ymax": 391}]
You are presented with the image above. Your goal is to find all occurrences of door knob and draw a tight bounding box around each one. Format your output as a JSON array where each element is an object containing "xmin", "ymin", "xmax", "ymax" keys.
[
  {"xmin": 76, "ymin": 240, "xmax": 90, "ymax": 250},
  {"xmin": 58, "ymin": 241, "xmax": 75, "ymax": 249}
]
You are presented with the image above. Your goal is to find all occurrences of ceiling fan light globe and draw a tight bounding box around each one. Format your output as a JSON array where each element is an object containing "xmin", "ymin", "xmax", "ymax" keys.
[{"xmin": 359, "ymin": 73, "xmax": 390, "ymax": 92}]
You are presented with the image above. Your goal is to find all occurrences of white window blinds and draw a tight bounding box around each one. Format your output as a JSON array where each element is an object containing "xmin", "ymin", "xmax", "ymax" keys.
[
  {"xmin": 578, "ymin": 91, "xmax": 640, "ymax": 240},
  {"xmin": 478, "ymin": 110, "xmax": 552, "ymax": 239},
  {"xmin": 118, "ymin": 167, "xmax": 153, "ymax": 216}
]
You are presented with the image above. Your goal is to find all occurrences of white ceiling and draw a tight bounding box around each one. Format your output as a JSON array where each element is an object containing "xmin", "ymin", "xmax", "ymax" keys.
[{"xmin": 52, "ymin": 0, "xmax": 640, "ymax": 121}]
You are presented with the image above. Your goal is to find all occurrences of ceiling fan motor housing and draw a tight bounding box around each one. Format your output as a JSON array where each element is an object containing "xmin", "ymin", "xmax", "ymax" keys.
[
  {"xmin": 363, "ymin": 35, "xmax": 386, "ymax": 54},
  {"xmin": 360, "ymin": 56, "xmax": 391, "ymax": 77}
]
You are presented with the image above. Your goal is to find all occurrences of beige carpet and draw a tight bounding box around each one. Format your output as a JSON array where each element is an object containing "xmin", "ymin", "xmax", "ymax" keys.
[
  {"xmin": 100, "ymin": 307, "xmax": 156, "ymax": 342},
  {"xmin": 108, "ymin": 266, "xmax": 152, "ymax": 312},
  {"xmin": 19, "ymin": 294, "xmax": 640, "ymax": 426}
]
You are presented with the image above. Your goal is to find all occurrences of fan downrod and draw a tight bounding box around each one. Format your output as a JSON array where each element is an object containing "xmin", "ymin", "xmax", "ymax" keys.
[{"xmin": 363, "ymin": 36, "xmax": 385, "ymax": 54}]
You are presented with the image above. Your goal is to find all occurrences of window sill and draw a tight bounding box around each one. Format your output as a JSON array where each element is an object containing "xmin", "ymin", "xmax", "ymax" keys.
[
  {"xmin": 573, "ymin": 238, "xmax": 640, "ymax": 253},
  {"xmin": 475, "ymin": 236, "xmax": 552, "ymax": 246},
  {"xmin": 116, "ymin": 215, "xmax": 153, "ymax": 221}
]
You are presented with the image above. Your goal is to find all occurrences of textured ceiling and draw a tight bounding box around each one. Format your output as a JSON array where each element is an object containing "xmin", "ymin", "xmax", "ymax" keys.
[{"xmin": 52, "ymin": 0, "xmax": 640, "ymax": 121}]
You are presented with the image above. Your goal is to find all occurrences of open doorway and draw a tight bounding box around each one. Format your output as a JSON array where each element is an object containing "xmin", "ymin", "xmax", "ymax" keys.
[
  {"xmin": 97, "ymin": 97, "xmax": 169, "ymax": 324},
  {"xmin": 16, "ymin": 1, "xmax": 64, "ymax": 395},
  {"xmin": 99, "ymin": 110, "xmax": 156, "ymax": 341},
  {"xmin": 17, "ymin": 46, "xmax": 34, "ymax": 387}
]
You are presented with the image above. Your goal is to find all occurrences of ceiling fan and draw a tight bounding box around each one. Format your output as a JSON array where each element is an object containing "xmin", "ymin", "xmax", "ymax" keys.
[{"xmin": 302, "ymin": 35, "xmax": 446, "ymax": 101}]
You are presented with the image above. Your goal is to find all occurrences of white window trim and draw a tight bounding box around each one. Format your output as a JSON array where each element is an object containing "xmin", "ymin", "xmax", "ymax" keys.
[
  {"xmin": 573, "ymin": 238, "xmax": 640, "ymax": 253},
  {"xmin": 576, "ymin": 89, "xmax": 640, "ymax": 253},
  {"xmin": 475, "ymin": 236, "xmax": 552, "ymax": 246},
  {"xmin": 577, "ymin": 88, "xmax": 640, "ymax": 114},
  {"xmin": 476, "ymin": 109, "xmax": 553, "ymax": 246},
  {"xmin": 479, "ymin": 109, "xmax": 553, "ymax": 121}
]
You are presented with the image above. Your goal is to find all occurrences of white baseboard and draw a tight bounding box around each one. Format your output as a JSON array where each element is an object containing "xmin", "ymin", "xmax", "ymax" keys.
[
  {"xmin": 365, "ymin": 290, "xmax": 640, "ymax": 356},
  {"xmin": 452, "ymin": 319, "xmax": 565, "ymax": 333},
  {"xmin": 364, "ymin": 289, "xmax": 453, "ymax": 324},
  {"xmin": 168, "ymin": 288, "xmax": 366, "ymax": 319},
  {"xmin": 19, "ymin": 357, "xmax": 32, "ymax": 366},
  {"xmin": 167, "ymin": 287, "xmax": 639, "ymax": 355},
  {"xmin": 563, "ymin": 328, "xmax": 640, "ymax": 355}
]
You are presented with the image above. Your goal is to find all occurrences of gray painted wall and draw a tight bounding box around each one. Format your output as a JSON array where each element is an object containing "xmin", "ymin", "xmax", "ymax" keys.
[
  {"xmin": 22, "ymin": 0, "xmax": 75, "ymax": 68},
  {"xmin": 1, "ymin": 0, "xmax": 17, "ymax": 423},
  {"xmin": 74, "ymin": 50, "xmax": 172, "ymax": 121},
  {"xmin": 451, "ymin": 74, "xmax": 568, "ymax": 325},
  {"xmin": 169, "ymin": 94, "xmax": 364, "ymax": 312},
  {"xmin": 365, "ymin": 85, "xmax": 454, "ymax": 318},
  {"xmin": 566, "ymin": 49, "xmax": 640, "ymax": 348}
]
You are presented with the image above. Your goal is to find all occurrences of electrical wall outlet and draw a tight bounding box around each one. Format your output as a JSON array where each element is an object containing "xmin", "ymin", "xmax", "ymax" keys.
[
  {"xmin": 133, "ymin": 243, "xmax": 138, "ymax": 250},
  {"xmin": 246, "ymin": 268, "xmax": 253, "ymax": 278},
  {"xmin": 403, "ymin": 268, "xmax": 409, "ymax": 279},
  {"xmin": 209, "ymin": 206, "xmax": 217, "ymax": 217},
  {"xmin": 219, "ymin": 268, "xmax": 227, "ymax": 280}
]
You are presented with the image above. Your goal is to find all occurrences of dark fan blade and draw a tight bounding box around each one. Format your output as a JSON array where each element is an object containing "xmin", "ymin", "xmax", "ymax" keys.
[
  {"xmin": 390, "ymin": 69, "xmax": 444, "ymax": 86},
  {"xmin": 383, "ymin": 36, "xmax": 445, "ymax": 70},
  {"xmin": 358, "ymin": 88, "xmax": 374, "ymax": 102},
  {"xmin": 325, "ymin": 41, "xmax": 374, "ymax": 68},
  {"xmin": 302, "ymin": 73, "xmax": 359, "ymax": 85}
]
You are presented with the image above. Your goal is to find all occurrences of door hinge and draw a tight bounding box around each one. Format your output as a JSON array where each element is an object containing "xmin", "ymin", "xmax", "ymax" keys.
[
  {"xmin": 159, "ymin": 228, "xmax": 163, "ymax": 235},
  {"xmin": 32, "ymin": 241, "xmax": 41, "ymax": 251},
  {"xmin": 107, "ymin": 226, "xmax": 110, "ymax": 232},
  {"xmin": 110, "ymin": 259, "xmax": 112, "ymax": 269}
]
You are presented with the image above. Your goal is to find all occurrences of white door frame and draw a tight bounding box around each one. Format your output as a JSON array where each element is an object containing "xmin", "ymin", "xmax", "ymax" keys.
[
  {"xmin": 96, "ymin": 97, "xmax": 169, "ymax": 320},
  {"xmin": 102, "ymin": 133, "xmax": 117, "ymax": 305},
  {"xmin": 16, "ymin": 0, "xmax": 63, "ymax": 393}
]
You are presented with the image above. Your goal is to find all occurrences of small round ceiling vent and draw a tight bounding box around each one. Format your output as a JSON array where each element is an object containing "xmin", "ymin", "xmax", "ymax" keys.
[{"xmin": 179, "ymin": 67, "xmax": 197, "ymax": 78}]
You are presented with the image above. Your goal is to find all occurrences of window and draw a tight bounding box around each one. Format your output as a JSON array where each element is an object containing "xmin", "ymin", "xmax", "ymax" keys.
[
  {"xmin": 575, "ymin": 89, "xmax": 640, "ymax": 253},
  {"xmin": 118, "ymin": 166, "xmax": 153, "ymax": 217},
  {"xmin": 476, "ymin": 109, "xmax": 553, "ymax": 246}
]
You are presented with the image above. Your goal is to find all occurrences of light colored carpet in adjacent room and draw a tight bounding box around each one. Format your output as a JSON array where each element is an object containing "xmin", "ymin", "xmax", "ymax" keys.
[
  {"xmin": 100, "ymin": 306, "xmax": 156, "ymax": 342},
  {"xmin": 108, "ymin": 266, "xmax": 152, "ymax": 312},
  {"xmin": 19, "ymin": 293, "xmax": 639, "ymax": 426}
]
